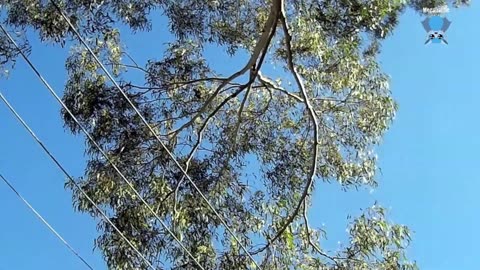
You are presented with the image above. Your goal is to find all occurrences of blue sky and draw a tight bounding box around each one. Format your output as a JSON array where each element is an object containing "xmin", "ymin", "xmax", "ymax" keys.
[{"xmin": 0, "ymin": 3, "xmax": 478, "ymax": 270}]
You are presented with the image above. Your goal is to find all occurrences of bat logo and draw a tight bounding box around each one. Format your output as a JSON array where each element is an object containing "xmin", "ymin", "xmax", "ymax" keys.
[{"xmin": 422, "ymin": 16, "xmax": 451, "ymax": 45}]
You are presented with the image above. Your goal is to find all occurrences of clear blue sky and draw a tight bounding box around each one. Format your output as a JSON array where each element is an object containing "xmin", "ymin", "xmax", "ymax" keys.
[{"xmin": 0, "ymin": 4, "xmax": 478, "ymax": 270}]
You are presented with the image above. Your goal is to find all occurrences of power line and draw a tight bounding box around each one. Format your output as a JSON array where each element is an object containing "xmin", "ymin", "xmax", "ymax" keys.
[
  {"xmin": 0, "ymin": 173, "xmax": 94, "ymax": 270},
  {"xmin": 49, "ymin": 1, "xmax": 261, "ymax": 268},
  {"xmin": 0, "ymin": 24, "xmax": 205, "ymax": 270},
  {"xmin": 0, "ymin": 92, "xmax": 157, "ymax": 270}
]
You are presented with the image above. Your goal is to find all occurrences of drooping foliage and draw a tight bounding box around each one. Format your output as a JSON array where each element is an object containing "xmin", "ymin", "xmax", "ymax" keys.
[{"xmin": 0, "ymin": 0, "xmax": 470, "ymax": 269}]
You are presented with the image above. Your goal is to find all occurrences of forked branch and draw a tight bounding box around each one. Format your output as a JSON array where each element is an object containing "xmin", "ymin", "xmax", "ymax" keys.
[{"xmin": 257, "ymin": 0, "xmax": 321, "ymax": 253}]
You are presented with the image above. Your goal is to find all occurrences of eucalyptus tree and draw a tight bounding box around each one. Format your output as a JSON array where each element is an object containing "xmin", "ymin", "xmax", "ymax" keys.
[{"xmin": 0, "ymin": 0, "xmax": 470, "ymax": 269}]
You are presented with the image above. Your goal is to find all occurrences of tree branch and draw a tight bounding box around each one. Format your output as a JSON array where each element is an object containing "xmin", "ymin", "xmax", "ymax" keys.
[
  {"xmin": 258, "ymin": 71, "xmax": 303, "ymax": 102},
  {"xmin": 170, "ymin": 0, "xmax": 283, "ymax": 136},
  {"xmin": 302, "ymin": 200, "xmax": 339, "ymax": 265},
  {"xmin": 258, "ymin": 0, "xmax": 321, "ymax": 252}
]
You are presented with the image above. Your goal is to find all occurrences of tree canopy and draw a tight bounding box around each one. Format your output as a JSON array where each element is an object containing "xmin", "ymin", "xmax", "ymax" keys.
[{"xmin": 0, "ymin": 0, "xmax": 470, "ymax": 269}]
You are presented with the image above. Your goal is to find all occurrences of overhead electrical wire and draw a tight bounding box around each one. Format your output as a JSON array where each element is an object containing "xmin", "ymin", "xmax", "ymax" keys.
[
  {"xmin": 49, "ymin": 1, "xmax": 262, "ymax": 268},
  {"xmin": 0, "ymin": 92, "xmax": 157, "ymax": 270},
  {"xmin": 0, "ymin": 173, "xmax": 95, "ymax": 270},
  {"xmin": 0, "ymin": 24, "xmax": 205, "ymax": 270}
]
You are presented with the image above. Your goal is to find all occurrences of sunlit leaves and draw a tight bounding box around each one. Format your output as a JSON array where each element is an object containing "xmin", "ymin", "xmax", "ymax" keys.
[
  {"xmin": 337, "ymin": 205, "xmax": 417, "ymax": 269},
  {"xmin": 0, "ymin": 0, "xmax": 435, "ymax": 269}
]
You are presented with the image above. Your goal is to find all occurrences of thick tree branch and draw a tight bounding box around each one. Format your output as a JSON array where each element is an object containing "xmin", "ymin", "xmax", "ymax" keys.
[
  {"xmin": 171, "ymin": 0, "xmax": 282, "ymax": 136},
  {"xmin": 258, "ymin": 0, "xmax": 321, "ymax": 252},
  {"xmin": 177, "ymin": 0, "xmax": 281, "ymax": 176}
]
